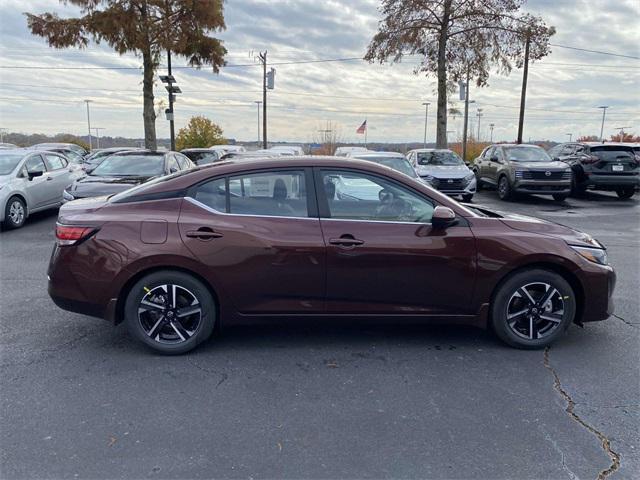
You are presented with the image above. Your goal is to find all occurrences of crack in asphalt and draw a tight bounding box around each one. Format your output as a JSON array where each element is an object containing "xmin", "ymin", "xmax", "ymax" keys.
[
  {"xmin": 186, "ymin": 356, "xmax": 228, "ymax": 387},
  {"xmin": 544, "ymin": 347, "xmax": 621, "ymax": 480},
  {"xmin": 612, "ymin": 314, "xmax": 638, "ymax": 328}
]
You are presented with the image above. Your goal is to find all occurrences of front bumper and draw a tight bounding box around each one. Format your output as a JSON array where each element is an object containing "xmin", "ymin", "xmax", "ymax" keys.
[
  {"xmin": 579, "ymin": 262, "xmax": 616, "ymax": 323},
  {"xmin": 513, "ymin": 180, "xmax": 571, "ymax": 195}
]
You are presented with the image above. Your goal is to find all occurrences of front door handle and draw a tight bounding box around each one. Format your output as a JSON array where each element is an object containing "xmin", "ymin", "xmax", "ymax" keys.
[
  {"xmin": 46, "ymin": 176, "xmax": 53, "ymax": 181},
  {"xmin": 329, "ymin": 236, "xmax": 364, "ymax": 247},
  {"xmin": 185, "ymin": 228, "xmax": 223, "ymax": 240}
]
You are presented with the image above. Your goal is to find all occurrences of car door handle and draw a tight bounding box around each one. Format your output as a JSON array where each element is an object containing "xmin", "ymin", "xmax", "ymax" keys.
[
  {"xmin": 185, "ymin": 228, "xmax": 223, "ymax": 240},
  {"xmin": 46, "ymin": 176, "xmax": 53, "ymax": 181},
  {"xmin": 329, "ymin": 236, "xmax": 364, "ymax": 247}
]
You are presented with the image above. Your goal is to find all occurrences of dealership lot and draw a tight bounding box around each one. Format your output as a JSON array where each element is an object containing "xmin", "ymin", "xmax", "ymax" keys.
[{"xmin": 1, "ymin": 190, "xmax": 638, "ymax": 479}]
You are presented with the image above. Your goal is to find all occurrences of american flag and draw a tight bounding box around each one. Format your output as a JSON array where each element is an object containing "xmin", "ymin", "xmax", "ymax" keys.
[{"xmin": 356, "ymin": 120, "xmax": 367, "ymax": 134}]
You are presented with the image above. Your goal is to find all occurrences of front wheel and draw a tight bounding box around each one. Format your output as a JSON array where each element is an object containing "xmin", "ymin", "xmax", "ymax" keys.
[
  {"xmin": 124, "ymin": 270, "xmax": 216, "ymax": 354},
  {"xmin": 3, "ymin": 196, "xmax": 26, "ymax": 229},
  {"xmin": 491, "ymin": 269, "xmax": 575, "ymax": 349},
  {"xmin": 552, "ymin": 193, "xmax": 569, "ymax": 202},
  {"xmin": 497, "ymin": 176, "xmax": 513, "ymax": 201},
  {"xmin": 616, "ymin": 187, "xmax": 635, "ymax": 199}
]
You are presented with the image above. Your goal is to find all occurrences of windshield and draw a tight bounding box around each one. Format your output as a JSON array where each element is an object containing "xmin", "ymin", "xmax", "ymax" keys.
[
  {"xmin": 503, "ymin": 146, "xmax": 551, "ymax": 162},
  {"xmin": 0, "ymin": 154, "xmax": 24, "ymax": 175},
  {"xmin": 91, "ymin": 154, "xmax": 165, "ymax": 176},
  {"xmin": 416, "ymin": 151, "xmax": 464, "ymax": 166}
]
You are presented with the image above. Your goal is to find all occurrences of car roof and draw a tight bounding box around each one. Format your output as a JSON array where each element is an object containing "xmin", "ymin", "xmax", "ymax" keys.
[
  {"xmin": 0, "ymin": 148, "xmax": 30, "ymax": 156},
  {"xmin": 181, "ymin": 148, "xmax": 216, "ymax": 152},
  {"xmin": 351, "ymin": 151, "xmax": 405, "ymax": 158},
  {"xmin": 408, "ymin": 148, "xmax": 455, "ymax": 153}
]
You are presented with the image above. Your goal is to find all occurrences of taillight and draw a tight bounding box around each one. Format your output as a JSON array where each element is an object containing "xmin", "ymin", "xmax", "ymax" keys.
[
  {"xmin": 55, "ymin": 224, "xmax": 96, "ymax": 246},
  {"xmin": 581, "ymin": 155, "xmax": 599, "ymax": 164}
]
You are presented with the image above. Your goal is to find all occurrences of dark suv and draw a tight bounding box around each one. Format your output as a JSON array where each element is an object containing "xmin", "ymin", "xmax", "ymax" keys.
[
  {"xmin": 548, "ymin": 142, "xmax": 639, "ymax": 199},
  {"xmin": 473, "ymin": 144, "xmax": 572, "ymax": 201}
]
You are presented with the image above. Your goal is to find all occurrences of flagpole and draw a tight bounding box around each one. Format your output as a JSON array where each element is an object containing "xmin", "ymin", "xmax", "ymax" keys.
[{"xmin": 365, "ymin": 120, "xmax": 367, "ymax": 148}]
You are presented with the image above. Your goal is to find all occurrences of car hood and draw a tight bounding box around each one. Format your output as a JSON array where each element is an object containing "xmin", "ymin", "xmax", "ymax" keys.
[
  {"xmin": 468, "ymin": 204, "xmax": 604, "ymax": 248},
  {"xmin": 511, "ymin": 161, "xmax": 568, "ymax": 170},
  {"xmin": 416, "ymin": 164, "xmax": 471, "ymax": 178},
  {"xmin": 69, "ymin": 175, "xmax": 154, "ymax": 198},
  {"xmin": 0, "ymin": 174, "xmax": 12, "ymax": 186}
]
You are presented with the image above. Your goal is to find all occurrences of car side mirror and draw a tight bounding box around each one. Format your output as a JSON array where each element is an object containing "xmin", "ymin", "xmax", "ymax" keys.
[
  {"xmin": 553, "ymin": 156, "xmax": 560, "ymax": 162},
  {"xmin": 432, "ymin": 206, "xmax": 457, "ymax": 228},
  {"xmin": 490, "ymin": 156, "xmax": 500, "ymax": 163},
  {"xmin": 28, "ymin": 170, "xmax": 44, "ymax": 180},
  {"xmin": 169, "ymin": 167, "xmax": 178, "ymax": 174}
]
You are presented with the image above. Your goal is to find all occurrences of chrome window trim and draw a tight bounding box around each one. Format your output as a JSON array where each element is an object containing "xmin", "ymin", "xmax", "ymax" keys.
[
  {"xmin": 185, "ymin": 197, "xmax": 435, "ymax": 226},
  {"xmin": 185, "ymin": 196, "xmax": 317, "ymax": 221}
]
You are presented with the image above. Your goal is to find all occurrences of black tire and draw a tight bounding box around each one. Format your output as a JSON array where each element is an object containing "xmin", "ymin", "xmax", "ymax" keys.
[
  {"xmin": 552, "ymin": 193, "xmax": 569, "ymax": 201},
  {"xmin": 491, "ymin": 269, "xmax": 576, "ymax": 349},
  {"xmin": 571, "ymin": 177, "xmax": 587, "ymax": 197},
  {"xmin": 124, "ymin": 270, "xmax": 216, "ymax": 354},
  {"xmin": 616, "ymin": 188, "xmax": 635, "ymax": 199},
  {"xmin": 461, "ymin": 194, "xmax": 474, "ymax": 202},
  {"xmin": 473, "ymin": 169, "xmax": 482, "ymax": 191},
  {"xmin": 497, "ymin": 175, "xmax": 512, "ymax": 201},
  {"xmin": 3, "ymin": 196, "xmax": 27, "ymax": 229}
]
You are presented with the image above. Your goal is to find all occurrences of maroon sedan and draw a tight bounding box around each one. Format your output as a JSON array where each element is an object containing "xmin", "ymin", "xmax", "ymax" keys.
[{"xmin": 48, "ymin": 156, "xmax": 615, "ymax": 354}]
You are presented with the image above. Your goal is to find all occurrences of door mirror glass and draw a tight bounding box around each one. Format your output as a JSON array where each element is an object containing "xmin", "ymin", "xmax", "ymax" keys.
[
  {"xmin": 28, "ymin": 170, "xmax": 44, "ymax": 180},
  {"xmin": 431, "ymin": 206, "xmax": 456, "ymax": 228}
]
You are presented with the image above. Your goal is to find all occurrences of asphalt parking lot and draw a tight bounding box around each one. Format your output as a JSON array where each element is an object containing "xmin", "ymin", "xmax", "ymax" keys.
[{"xmin": 1, "ymin": 189, "xmax": 638, "ymax": 479}]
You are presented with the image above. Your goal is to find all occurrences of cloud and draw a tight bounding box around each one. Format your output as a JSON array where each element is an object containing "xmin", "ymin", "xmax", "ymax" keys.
[{"xmin": 0, "ymin": 0, "xmax": 638, "ymax": 143}]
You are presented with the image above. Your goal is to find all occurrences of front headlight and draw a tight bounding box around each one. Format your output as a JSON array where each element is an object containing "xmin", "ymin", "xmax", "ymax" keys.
[
  {"xmin": 570, "ymin": 245, "xmax": 608, "ymax": 265},
  {"xmin": 422, "ymin": 174, "xmax": 435, "ymax": 183},
  {"xmin": 464, "ymin": 172, "xmax": 475, "ymax": 182}
]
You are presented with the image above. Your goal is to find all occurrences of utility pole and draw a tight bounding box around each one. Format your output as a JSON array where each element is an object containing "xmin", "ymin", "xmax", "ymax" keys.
[
  {"xmin": 422, "ymin": 102, "xmax": 430, "ymax": 149},
  {"xmin": 0, "ymin": 128, "xmax": 7, "ymax": 143},
  {"xmin": 93, "ymin": 127, "xmax": 105, "ymax": 149},
  {"xmin": 84, "ymin": 100, "xmax": 92, "ymax": 150},
  {"xmin": 254, "ymin": 101, "xmax": 262, "ymax": 146},
  {"xmin": 566, "ymin": 133, "xmax": 572, "ymax": 142},
  {"xmin": 160, "ymin": 56, "xmax": 181, "ymax": 152},
  {"xmin": 489, "ymin": 123, "xmax": 495, "ymax": 142},
  {"xmin": 598, "ymin": 106, "xmax": 609, "ymax": 142},
  {"xmin": 476, "ymin": 109, "xmax": 483, "ymax": 141},
  {"xmin": 258, "ymin": 51, "xmax": 268, "ymax": 149},
  {"xmin": 462, "ymin": 70, "xmax": 470, "ymax": 161},
  {"xmin": 517, "ymin": 31, "xmax": 530, "ymax": 144}
]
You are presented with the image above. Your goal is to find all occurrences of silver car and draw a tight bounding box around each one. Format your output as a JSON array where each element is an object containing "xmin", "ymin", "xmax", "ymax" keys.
[
  {"xmin": 407, "ymin": 149, "xmax": 476, "ymax": 201},
  {"xmin": 0, "ymin": 149, "xmax": 84, "ymax": 229}
]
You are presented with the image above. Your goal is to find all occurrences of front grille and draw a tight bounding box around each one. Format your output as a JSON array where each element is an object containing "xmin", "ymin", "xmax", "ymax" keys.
[
  {"xmin": 515, "ymin": 170, "xmax": 571, "ymax": 180},
  {"xmin": 432, "ymin": 178, "xmax": 465, "ymax": 190}
]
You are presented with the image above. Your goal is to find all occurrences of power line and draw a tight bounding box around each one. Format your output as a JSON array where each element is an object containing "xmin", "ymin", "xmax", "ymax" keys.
[{"xmin": 549, "ymin": 43, "xmax": 640, "ymax": 60}]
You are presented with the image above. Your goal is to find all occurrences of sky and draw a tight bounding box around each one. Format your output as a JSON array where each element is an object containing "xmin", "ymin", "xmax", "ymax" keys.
[{"xmin": 0, "ymin": 0, "xmax": 638, "ymax": 144}]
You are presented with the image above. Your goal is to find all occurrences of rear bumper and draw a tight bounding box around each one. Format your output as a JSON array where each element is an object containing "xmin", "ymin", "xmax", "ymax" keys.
[{"xmin": 582, "ymin": 174, "xmax": 640, "ymax": 190}]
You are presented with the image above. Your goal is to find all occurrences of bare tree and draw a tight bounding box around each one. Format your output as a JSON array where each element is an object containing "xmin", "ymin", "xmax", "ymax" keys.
[
  {"xmin": 312, "ymin": 121, "xmax": 343, "ymax": 155},
  {"xmin": 365, "ymin": 0, "xmax": 554, "ymax": 148},
  {"xmin": 26, "ymin": 0, "xmax": 227, "ymax": 150}
]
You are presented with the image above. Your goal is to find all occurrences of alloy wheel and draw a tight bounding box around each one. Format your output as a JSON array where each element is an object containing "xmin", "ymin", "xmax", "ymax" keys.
[
  {"xmin": 137, "ymin": 284, "xmax": 202, "ymax": 344},
  {"xmin": 505, "ymin": 282, "xmax": 565, "ymax": 340},
  {"xmin": 8, "ymin": 200, "xmax": 25, "ymax": 226}
]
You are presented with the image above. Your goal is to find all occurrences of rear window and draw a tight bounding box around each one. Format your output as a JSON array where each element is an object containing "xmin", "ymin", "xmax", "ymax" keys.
[{"xmin": 590, "ymin": 146, "xmax": 635, "ymax": 161}]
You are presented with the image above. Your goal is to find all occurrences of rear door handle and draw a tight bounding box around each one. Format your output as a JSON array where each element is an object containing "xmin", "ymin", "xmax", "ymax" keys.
[
  {"xmin": 329, "ymin": 237, "xmax": 364, "ymax": 247},
  {"xmin": 185, "ymin": 228, "xmax": 223, "ymax": 240}
]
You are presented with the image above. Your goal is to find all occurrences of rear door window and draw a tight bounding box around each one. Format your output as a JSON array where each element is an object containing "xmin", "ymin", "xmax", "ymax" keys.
[{"xmin": 228, "ymin": 171, "xmax": 308, "ymax": 217}]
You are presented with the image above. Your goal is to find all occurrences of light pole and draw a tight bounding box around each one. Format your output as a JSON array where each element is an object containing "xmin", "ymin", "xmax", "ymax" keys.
[
  {"xmin": 566, "ymin": 133, "xmax": 572, "ymax": 142},
  {"xmin": 254, "ymin": 101, "xmax": 262, "ymax": 145},
  {"xmin": 614, "ymin": 126, "xmax": 631, "ymax": 141},
  {"xmin": 422, "ymin": 102, "xmax": 430, "ymax": 149},
  {"xmin": 476, "ymin": 109, "xmax": 483, "ymax": 141},
  {"xmin": 489, "ymin": 123, "xmax": 495, "ymax": 142},
  {"xmin": 0, "ymin": 128, "xmax": 7, "ymax": 143},
  {"xmin": 84, "ymin": 100, "xmax": 92, "ymax": 150},
  {"xmin": 92, "ymin": 127, "xmax": 105, "ymax": 149},
  {"xmin": 598, "ymin": 106, "xmax": 609, "ymax": 142}
]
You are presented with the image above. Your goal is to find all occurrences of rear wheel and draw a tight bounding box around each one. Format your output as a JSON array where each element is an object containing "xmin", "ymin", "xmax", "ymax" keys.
[
  {"xmin": 497, "ymin": 176, "xmax": 512, "ymax": 201},
  {"xmin": 616, "ymin": 187, "xmax": 635, "ymax": 199},
  {"xmin": 491, "ymin": 269, "xmax": 575, "ymax": 349},
  {"xmin": 552, "ymin": 193, "xmax": 569, "ymax": 201},
  {"xmin": 3, "ymin": 196, "xmax": 26, "ymax": 229},
  {"xmin": 124, "ymin": 270, "xmax": 216, "ymax": 354}
]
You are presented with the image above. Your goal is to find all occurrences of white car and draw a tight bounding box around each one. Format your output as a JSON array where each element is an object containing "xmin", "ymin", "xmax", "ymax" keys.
[
  {"xmin": 269, "ymin": 145, "xmax": 305, "ymax": 155},
  {"xmin": 0, "ymin": 149, "xmax": 84, "ymax": 229},
  {"xmin": 406, "ymin": 148, "xmax": 476, "ymax": 201},
  {"xmin": 210, "ymin": 145, "xmax": 246, "ymax": 155},
  {"xmin": 334, "ymin": 146, "xmax": 370, "ymax": 157}
]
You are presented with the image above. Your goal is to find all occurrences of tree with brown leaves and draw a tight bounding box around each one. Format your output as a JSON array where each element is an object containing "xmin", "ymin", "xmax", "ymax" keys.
[
  {"xmin": 365, "ymin": 0, "xmax": 555, "ymax": 148},
  {"xmin": 26, "ymin": 0, "xmax": 227, "ymax": 150}
]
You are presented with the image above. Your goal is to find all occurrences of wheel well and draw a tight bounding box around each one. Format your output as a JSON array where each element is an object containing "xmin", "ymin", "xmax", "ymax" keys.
[
  {"xmin": 489, "ymin": 262, "xmax": 585, "ymax": 327},
  {"xmin": 5, "ymin": 193, "xmax": 28, "ymax": 212},
  {"xmin": 114, "ymin": 266, "xmax": 221, "ymax": 326}
]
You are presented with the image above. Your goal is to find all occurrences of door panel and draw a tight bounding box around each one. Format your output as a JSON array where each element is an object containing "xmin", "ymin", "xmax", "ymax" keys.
[
  {"xmin": 317, "ymin": 168, "xmax": 476, "ymax": 315},
  {"xmin": 23, "ymin": 155, "xmax": 50, "ymax": 209},
  {"xmin": 43, "ymin": 154, "xmax": 70, "ymax": 204},
  {"xmin": 178, "ymin": 170, "xmax": 325, "ymax": 314}
]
